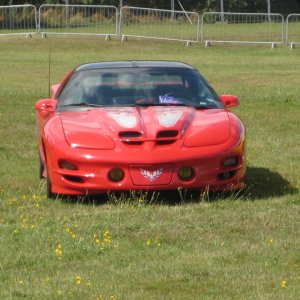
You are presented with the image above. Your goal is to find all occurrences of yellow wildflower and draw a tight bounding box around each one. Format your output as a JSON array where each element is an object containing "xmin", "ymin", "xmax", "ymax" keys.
[
  {"xmin": 76, "ymin": 276, "xmax": 82, "ymax": 285},
  {"xmin": 18, "ymin": 280, "xmax": 24, "ymax": 285},
  {"xmin": 155, "ymin": 237, "xmax": 161, "ymax": 248},
  {"xmin": 55, "ymin": 248, "xmax": 62, "ymax": 257},
  {"xmin": 103, "ymin": 231, "xmax": 111, "ymax": 244},
  {"xmin": 104, "ymin": 237, "xmax": 111, "ymax": 243},
  {"xmin": 66, "ymin": 228, "xmax": 76, "ymax": 238},
  {"xmin": 55, "ymin": 243, "xmax": 62, "ymax": 259},
  {"xmin": 281, "ymin": 280, "xmax": 287, "ymax": 288}
]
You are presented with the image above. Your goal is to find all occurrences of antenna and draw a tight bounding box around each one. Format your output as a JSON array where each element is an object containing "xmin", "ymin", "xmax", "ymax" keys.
[{"xmin": 48, "ymin": 47, "xmax": 51, "ymax": 98}]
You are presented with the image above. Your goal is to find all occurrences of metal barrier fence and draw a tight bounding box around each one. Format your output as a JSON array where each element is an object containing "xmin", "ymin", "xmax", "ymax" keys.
[
  {"xmin": 1, "ymin": 5, "xmax": 300, "ymax": 49},
  {"xmin": 119, "ymin": 6, "xmax": 200, "ymax": 45},
  {"xmin": 286, "ymin": 14, "xmax": 300, "ymax": 48},
  {"xmin": 38, "ymin": 4, "xmax": 118, "ymax": 38},
  {"xmin": 0, "ymin": 4, "xmax": 37, "ymax": 36},
  {"xmin": 202, "ymin": 12, "xmax": 284, "ymax": 48}
]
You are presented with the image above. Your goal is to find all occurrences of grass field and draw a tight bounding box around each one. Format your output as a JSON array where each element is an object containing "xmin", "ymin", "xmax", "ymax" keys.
[
  {"xmin": 202, "ymin": 22, "xmax": 284, "ymax": 43},
  {"xmin": 0, "ymin": 36, "xmax": 299, "ymax": 299}
]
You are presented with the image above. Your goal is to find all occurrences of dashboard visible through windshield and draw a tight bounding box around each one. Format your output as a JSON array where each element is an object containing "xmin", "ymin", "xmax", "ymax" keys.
[{"xmin": 57, "ymin": 67, "xmax": 224, "ymax": 109}]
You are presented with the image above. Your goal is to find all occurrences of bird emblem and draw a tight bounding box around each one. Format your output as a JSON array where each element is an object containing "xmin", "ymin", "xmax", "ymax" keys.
[{"xmin": 140, "ymin": 168, "xmax": 163, "ymax": 181}]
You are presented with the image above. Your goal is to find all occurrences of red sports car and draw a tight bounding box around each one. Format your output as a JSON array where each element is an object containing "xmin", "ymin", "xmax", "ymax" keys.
[{"xmin": 35, "ymin": 61, "xmax": 246, "ymax": 197}]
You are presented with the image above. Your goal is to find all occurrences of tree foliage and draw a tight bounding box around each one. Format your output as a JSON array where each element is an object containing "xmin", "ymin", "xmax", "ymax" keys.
[{"xmin": 0, "ymin": 0, "xmax": 299, "ymax": 15}]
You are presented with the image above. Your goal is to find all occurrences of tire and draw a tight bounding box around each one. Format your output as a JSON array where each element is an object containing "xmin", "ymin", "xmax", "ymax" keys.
[
  {"xmin": 47, "ymin": 175, "xmax": 54, "ymax": 199},
  {"xmin": 39, "ymin": 154, "xmax": 44, "ymax": 179}
]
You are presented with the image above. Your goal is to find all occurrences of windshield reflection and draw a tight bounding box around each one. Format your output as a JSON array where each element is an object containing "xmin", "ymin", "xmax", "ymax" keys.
[{"xmin": 57, "ymin": 67, "xmax": 224, "ymax": 109}]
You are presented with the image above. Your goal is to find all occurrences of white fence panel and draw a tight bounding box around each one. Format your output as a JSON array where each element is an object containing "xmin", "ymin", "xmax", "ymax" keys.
[
  {"xmin": 202, "ymin": 12, "xmax": 284, "ymax": 47},
  {"xmin": 0, "ymin": 5, "xmax": 37, "ymax": 36},
  {"xmin": 286, "ymin": 14, "xmax": 300, "ymax": 48},
  {"xmin": 120, "ymin": 6, "xmax": 200, "ymax": 45},
  {"xmin": 38, "ymin": 5, "xmax": 118, "ymax": 38}
]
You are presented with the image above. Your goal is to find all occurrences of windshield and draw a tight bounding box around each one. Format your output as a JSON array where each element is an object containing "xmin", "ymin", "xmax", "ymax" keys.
[{"xmin": 57, "ymin": 67, "xmax": 224, "ymax": 109}]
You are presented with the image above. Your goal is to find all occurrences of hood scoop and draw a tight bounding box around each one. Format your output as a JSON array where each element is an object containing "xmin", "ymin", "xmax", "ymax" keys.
[
  {"xmin": 118, "ymin": 130, "xmax": 180, "ymax": 146},
  {"xmin": 60, "ymin": 106, "xmax": 230, "ymax": 149},
  {"xmin": 156, "ymin": 130, "xmax": 179, "ymax": 145},
  {"xmin": 119, "ymin": 131, "xmax": 142, "ymax": 138},
  {"xmin": 119, "ymin": 131, "xmax": 143, "ymax": 145},
  {"xmin": 157, "ymin": 130, "xmax": 179, "ymax": 138}
]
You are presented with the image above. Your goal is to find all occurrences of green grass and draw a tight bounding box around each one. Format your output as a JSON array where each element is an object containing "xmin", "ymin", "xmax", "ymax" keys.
[
  {"xmin": 287, "ymin": 22, "xmax": 300, "ymax": 43},
  {"xmin": 0, "ymin": 36, "xmax": 299, "ymax": 299},
  {"xmin": 120, "ymin": 23, "xmax": 199, "ymax": 41},
  {"xmin": 39, "ymin": 24, "xmax": 117, "ymax": 35},
  {"xmin": 202, "ymin": 22, "xmax": 284, "ymax": 42}
]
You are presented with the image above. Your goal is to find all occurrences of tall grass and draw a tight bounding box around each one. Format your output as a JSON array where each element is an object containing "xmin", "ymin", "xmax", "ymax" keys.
[{"xmin": 0, "ymin": 36, "xmax": 299, "ymax": 299}]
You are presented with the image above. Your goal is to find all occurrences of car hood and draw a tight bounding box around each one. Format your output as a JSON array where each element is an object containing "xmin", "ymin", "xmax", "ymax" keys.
[{"xmin": 59, "ymin": 106, "xmax": 231, "ymax": 149}]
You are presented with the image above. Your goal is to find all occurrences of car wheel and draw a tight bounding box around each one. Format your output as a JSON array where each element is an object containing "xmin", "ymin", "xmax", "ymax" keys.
[
  {"xmin": 39, "ymin": 154, "xmax": 44, "ymax": 179},
  {"xmin": 47, "ymin": 176, "xmax": 54, "ymax": 199}
]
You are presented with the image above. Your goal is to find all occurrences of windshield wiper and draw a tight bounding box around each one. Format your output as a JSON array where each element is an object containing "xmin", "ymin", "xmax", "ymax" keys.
[
  {"xmin": 194, "ymin": 104, "xmax": 214, "ymax": 109},
  {"xmin": 60, "ymin": 102, "xmax": 103, "ymax": 108},
  {"xmin": 134, "ymin": 102, "xmax": 159, "ymax": 107},
  {"xmin": 132, "ymin": 100, "xmax": 216, "ymax": 109},
  {"xmin": 133, "ymin": 101, "xmax": 188, "ymax": 107}
]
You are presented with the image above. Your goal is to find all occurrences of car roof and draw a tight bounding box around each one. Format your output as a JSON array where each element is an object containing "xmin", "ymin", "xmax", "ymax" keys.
[{"xmin": 75, "ymin": 61, "xmax": 196, "ymax": 72}]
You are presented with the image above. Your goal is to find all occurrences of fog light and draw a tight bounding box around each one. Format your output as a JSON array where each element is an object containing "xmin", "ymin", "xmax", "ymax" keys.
[
  {"xmin": 59, "ymin": 160, "xmax": 77, "ymax": 170},
  {"xmin": 108, "ymin": 168, "xmax": 124, "ymax": 182},
  {"xmin": 223, "ymin": 156, "xmax": 238, "ymax": 167},
  {"xmin": 178, "ymin": 166, "xmax": 195, "ymax": 181},
  {"xmin": 219, "ymin": 171, "xmax": 235, "ymax": 180},
  {"xmin": 222, "ymin": 171, "xmax": 231, "ymax": 179}
]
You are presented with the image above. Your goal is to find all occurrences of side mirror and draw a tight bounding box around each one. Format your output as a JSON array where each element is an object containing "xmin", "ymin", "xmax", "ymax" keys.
[
  {"xmin": 35, "ymin": 99, "xmax": 58, "ymax": 112},
  {"xmin": 219, "ymin": 95, "xmax": 240, "ymax": 108}
]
